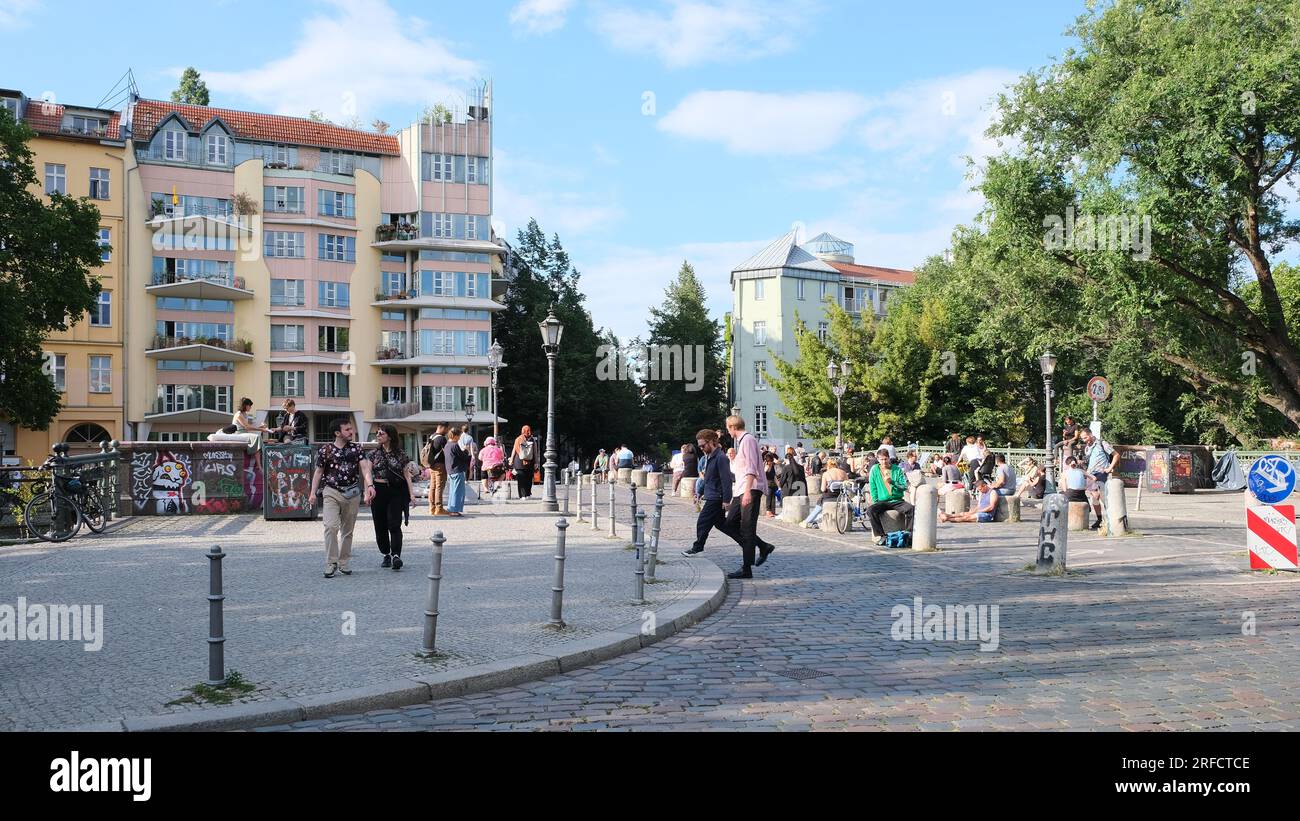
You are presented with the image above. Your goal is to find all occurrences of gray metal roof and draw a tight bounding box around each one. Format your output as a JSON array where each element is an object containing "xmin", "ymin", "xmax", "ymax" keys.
[{"xmin": 731, "ymin": 230, "xmax": 839, "ymax": 278}]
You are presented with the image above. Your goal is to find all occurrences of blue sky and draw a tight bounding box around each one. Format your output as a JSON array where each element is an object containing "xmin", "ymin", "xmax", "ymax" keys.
[{"xmin": 1, "ymin": 0, "xmax": 1091, "ymax": 339}]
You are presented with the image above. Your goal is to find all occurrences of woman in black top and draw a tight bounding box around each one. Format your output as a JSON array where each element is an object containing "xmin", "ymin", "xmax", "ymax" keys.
[
  {"xmin": 368, "ymin": 424, "xmax": 415, "ymax": 570},
  {"xmin": 778, "ymin": 446, "xmax": 806, "ymax": 501},
  {"xmin": 763, "ymin": 451, "xmax": 778, "ymax": 518},
  {"xmin": 681, "ymin": 444, "xmax": 699, "ymax": 480}
]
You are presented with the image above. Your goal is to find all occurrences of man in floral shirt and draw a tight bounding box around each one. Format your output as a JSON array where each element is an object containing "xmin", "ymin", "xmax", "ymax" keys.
[{"xmin": 309, "ymin": 419, "xmax": 375, "ymax": 578}]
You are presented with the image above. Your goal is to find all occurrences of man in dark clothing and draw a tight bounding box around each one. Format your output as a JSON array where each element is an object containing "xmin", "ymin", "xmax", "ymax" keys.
[{"xmin": 682, "ymin": 429, "xmax": 733, "ymax": 556}]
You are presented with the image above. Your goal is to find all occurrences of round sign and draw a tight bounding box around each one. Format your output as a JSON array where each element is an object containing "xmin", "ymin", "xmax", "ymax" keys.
[
  {"xmin": 1087, "ymin": 376, "xmax": 1111, "ymax": 402},
  {"xmin": 1248, "ymin": 456, "xmax": 1297, "ymax": 505}
]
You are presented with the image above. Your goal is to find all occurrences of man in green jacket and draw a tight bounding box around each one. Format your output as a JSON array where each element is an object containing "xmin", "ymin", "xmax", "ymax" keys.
[{"xmin": 867, "ymin": 447, "xmax": 914, "ymax": 545}]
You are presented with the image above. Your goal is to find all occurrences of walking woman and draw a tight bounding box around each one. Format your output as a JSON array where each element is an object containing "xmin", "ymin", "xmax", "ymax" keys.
[
  {"xmin": 368, "ymin": 424, "xmax": 415, "ymax": 570},
  {"xmin": 444, "ymin": 426, "xmax": 471, "ymax": 515},
  {"xmin": 510, "ymin": 424, "xmax": 539, "ymax": 499}
]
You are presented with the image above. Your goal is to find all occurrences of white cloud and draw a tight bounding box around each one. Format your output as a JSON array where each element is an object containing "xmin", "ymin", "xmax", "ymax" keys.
[
  {"xmin": 492, "ymin": 148, "xmax": 624, "ymax": 242},
  {"xmin": 592, "ymin": 0, "xmax": 816, "ymax": 69},
  {"xmin": 509, "ymin": 0, "xmax": 576, "ymax": 35},
  {"xmin": 0, "ymin": 0, "xmax": 40, "ymax": 29},
  {"xmin": 658, "ymin": 90, "xmax": 870, "ymax": 155},
  {"xmin": 196, "ymin": 0, "xmax": 480, "ymax": 122}
]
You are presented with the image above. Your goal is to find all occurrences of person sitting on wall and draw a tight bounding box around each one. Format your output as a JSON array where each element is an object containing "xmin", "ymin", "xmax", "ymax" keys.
[
  {"xmin": 210, "ymin": 397, "xmax": 269, "ymax": 450},
  {"xmin": 273, "ymin": 398, "xmax": 309, "ymax": 444}
]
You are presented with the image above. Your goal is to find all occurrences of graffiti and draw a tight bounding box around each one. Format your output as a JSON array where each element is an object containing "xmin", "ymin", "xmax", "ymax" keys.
[
  {"xmin": 131, "ymin": 450, "xmax": 192, "ymax": 515},
  {"xmin": 196, "ymin": 475, "xmax": 245, "ymax": 514},
  {"xmin": 1036, "ymin": 493, "xmax": 1067, "ymax": 571},
  {"xmin": 243, "ymin": 451, "xmax": 263, "ymax": 510},
  {"xmin": 265, "ymin": 444, "xmax": 313, "ymax": 519}
]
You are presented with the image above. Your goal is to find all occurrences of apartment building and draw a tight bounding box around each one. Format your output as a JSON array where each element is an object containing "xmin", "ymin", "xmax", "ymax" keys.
[
  {"xmin": 1, "ymin": 90, "xmax": 125, "ymax": 464},
  {"xmin": 729, "ymin": 231, "xmax": 915, "ymax": 447},
  {"xmin": 119, "ymin": 87, "xmax": 504, "ymax": 457}
]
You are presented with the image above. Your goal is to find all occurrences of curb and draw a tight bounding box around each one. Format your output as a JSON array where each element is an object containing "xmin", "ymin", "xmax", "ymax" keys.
[{"xmin": 74, "ymin": 560, "xmax": 728, "ymax": 733}]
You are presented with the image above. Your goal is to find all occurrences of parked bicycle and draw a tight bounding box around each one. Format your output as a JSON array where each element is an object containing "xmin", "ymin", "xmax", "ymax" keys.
[
  {"xmin": 23, "ymin": 456, "xmax": 106, "ymax": 543},
  {"xmin": 832, "ymin": 477, "xmax": 873, "ymax": 534}
]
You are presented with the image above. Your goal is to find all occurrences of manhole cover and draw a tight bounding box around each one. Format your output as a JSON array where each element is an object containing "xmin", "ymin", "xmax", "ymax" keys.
[{"xmin": 775, "ymin": 667, "xmax": 830, "ymax": 681}]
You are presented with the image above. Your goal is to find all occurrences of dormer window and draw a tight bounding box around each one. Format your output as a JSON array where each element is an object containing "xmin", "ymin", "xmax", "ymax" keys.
[
  {"xmin": 206, "ymin": 133, "xmax": 227, "ymax": 164},
  {"xmin": 67, "ymin": 114, "xmax": 107, "ymax": 135},
  {"xmin": 164, "ymin": 130, "xmax": 186, "ymax": 160}
]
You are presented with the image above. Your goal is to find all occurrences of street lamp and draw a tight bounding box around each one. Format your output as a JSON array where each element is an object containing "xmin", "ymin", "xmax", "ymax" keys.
[
  {"xmin": 827, "ymin": 358, "xmax": 850, "ymax": 453},
  {"xmin": 539, "ymin": 306, "xmax": 564, "ymax": 512},
  {"xmin": 487, "ymin": 341, "xmax": 504, "ymax": 442},
  {"xmin": 464, "ymin": 394, "xmax": 477, "ymax": 481},
  {"xmin": 1039, "ymin": 350, "xmax": 1058, "ymax": 493}
]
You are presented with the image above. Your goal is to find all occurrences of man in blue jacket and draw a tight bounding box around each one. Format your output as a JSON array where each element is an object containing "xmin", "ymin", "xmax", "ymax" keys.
[{"xmin": 682, "ymin": 429, "xmax": 733, "ymax": 556}]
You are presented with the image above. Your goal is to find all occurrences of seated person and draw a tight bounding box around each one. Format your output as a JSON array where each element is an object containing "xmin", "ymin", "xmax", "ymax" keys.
[
  {"xmin": 210, "ymin": 397, "xmax": 268, "ymax": 449},
  {"xmin": 939, "ymin": 478, "xmax": 999, "ymax": 523},
  {"xmin": 802, "ymin": 461, "xmax": 849, "ymax": 528},
  {"xmin": 990, "ymin": 453, "xmax": 1017, "ymax": 496},
  {"xmin": 940, "ymin": 454, "xmax": 964, "ymax": 491},
  {"xmin": 867, "ymin": 448, "xmax": 914, "ymax": 545},
  {"xmin": 902, "ymin": 451, "xmax": 922, "ymax": 474},
  {"xmin": 1015, "ymin": 458, "xmax": 1046, "ymax": 499},
  {"xmin": 1061, "ymin": 457, "xmax": 1095, "ymax": 525}
]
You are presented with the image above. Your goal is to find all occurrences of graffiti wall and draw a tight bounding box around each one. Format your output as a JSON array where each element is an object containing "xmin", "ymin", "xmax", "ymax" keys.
[
  {"xmin": 264, "ymin": 444, "xmax": 315, "ymax": 520},
  {"xmin": 121, "ymin": 444, "xmax": 264, "ymax": 515}
]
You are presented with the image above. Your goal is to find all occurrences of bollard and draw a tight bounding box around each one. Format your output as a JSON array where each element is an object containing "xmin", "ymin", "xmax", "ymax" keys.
[
  {"xmin": 913, "ymin": 484, "xmax": 938, "ymax": 552},
  {"xmin": 633, "ymin": 510, "xmax": 646, "ymax": 604},
  {"xmin": 561, "ymin": 480, "xmax": 570, "ymax": 516},
  {"xmin": 608, "ymin": 477, "xmax": 617, "ymax": 538},
  {"xmin": 549, "ymin": 518, "xmax": 568, "ymax": 627},
  {"xmin": 629, "ymin": 483, "xmax": 639, "ymax": 534},
  {"xmin": 421, "ymin": 532, "xmax": 446, "ymax": 655},
  {"xmin": 647, "ymin": 487, "xmax": 664, "ymax": 580},
  {"xmin": 1036, "ymin": 493, "xmax": 1068, "ymax": 573},
  {"xmin": 1135, "ymin": 470, "xmax": 1145, "ymax": 512},
  {"xmin": 591, "ymin": 487, "xmax": 599, "ymax": 531},
  {"xmin": 206, "ymin": 545, "xmax": 226, "ymax": 685},
  {"xmin": 1067, "ymin": 501, "xmax": 1089, "ymax": 531},
  {"xmin": 1104, "ymin": 477, "xmax": 1128, "ymax": 536},
  {"xmin": 576, "ymin": 472, "xmax": 586, "ymax": 522}
]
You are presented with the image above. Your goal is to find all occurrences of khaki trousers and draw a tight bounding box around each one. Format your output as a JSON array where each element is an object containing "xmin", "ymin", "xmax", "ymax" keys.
[
  {"xmin": 429, "ymin": 467, "xmax": 448, "ymax": 514},
  {"xmin": 322, "ymin": 486, "xmax": 360, "ymax": 570}
]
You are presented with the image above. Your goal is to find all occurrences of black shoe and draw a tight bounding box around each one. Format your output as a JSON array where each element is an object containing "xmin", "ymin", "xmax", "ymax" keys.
[
  {"xmin": 681, "ymin": 547, "xmax": 703, "ymax": 556},
  {"xmin": 338, "ymin": 566, "xmax": 352, "ymax": 575},
  {"xmin": 381, "ymin": 554, "xmax": 392, "ymax": 568},
  {"xmin": 323, "ymin": 563, "xmax": 337, "ymax": 578},
  {"xmin": 727, "ymin": 568, "xmax": 752, "ymax": 579},
  {"xmin": 1089, "ymin": 521, "xmax": 1101, "ymax": 531},
  {"xmin": 755, "ymin": 542, "xmax": 775, "ymax": 566},
  {"xmin": 392, "ymin": 555, "xmax": 403, "ymax": 571}
]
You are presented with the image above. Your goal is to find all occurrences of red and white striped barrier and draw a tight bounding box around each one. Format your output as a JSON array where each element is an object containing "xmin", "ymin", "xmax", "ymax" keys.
[{"xmin": 1247, "ymin": 504, "xmax": 1299, "ymax": 571}]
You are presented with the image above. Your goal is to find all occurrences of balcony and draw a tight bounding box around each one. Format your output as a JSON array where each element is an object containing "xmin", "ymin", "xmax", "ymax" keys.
[
  {"xmin": 370, "ymin": 345, "xmax": 490, "ymax": 369},
  {"xmin": 147, "ymin": 203, "xmax": 253, "ymax": 235},
  {"xmin": 373, "ymin": 401, "xmax": 420, "ymax": 420},
  {"xmin": 146, "ymin": 335, "xmax": 255, "ymax": 363},
  {"xmin": 144, "ymin": 389, "xmax": 233, "ymax": 424},
  {"xmin": 148, "ymin": 271, "xmax": 253, "ymax": 301},
  {"xmin": 375, "ymin": 344, "xmax": 413, "ymax": 362},
  {"xmin": 375, "ymin": 224, "xmax": 420, "ymax": 243},
  {"xmin": 373, "ymin": 289, "xmax": 419, "ymax": 304}
]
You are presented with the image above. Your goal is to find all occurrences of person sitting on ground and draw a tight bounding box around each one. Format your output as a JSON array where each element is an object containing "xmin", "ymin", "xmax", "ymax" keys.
[
  {"xmin": 939, "ymin": 477, "xmax": 999, "ymax": 523},
  {"xmin": 802, "ymin": 460, "xmax": 849, "ymax": 528},
  {"xmin": 1015, "ymin": 457, "xmax": 1045, "ymax": 499},
  {"xmin": 867, "ymin": 447, "xmax": 914, "ymax": 545},
  {"xmin": 990, "ymin": 453, "xmax": 1017, "ymax": 496}
]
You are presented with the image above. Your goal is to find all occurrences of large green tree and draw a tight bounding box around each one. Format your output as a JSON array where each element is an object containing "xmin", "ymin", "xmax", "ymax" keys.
[
  {"xmin": 0, "ymin": 110, "xmax": 106, "ymax": 428},
  {"xmin": 171, "ymin": 67, "xmax": 210, "ymax": 106}
]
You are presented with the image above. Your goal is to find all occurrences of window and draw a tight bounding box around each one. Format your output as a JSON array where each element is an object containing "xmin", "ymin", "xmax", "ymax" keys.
[
  {"xmin": 322, "ymin": 151, "xmax": 352, "ymax": 174},
  {"xmin": 797, "ymin": 279, "xmax": 805, "ymax": 300},
  {"xmin": 98, "ymin": 228, "xmax": 111, "ymax": 262},
  {"xmin": 264, "ymin": 231, "xmax": 304, "ymax": 258},
  {"xmin": 754, "ymin": 361, "xmax": 768, "ymax": 391},
  {"xmin": 264, "ymin": 186, "xmax": 304, "ymax": 213},
  {"xmin": 465, "ymin": 217, "xmax": 477, "ymax": 240},
  {"xmin": 89, "ymin": 168, "xmax": 110, "ymax": 200},
  {"xmin": 1, "ymin": 97, "xmax": 19, "ymax": 116},
  {"xmin": 89, "ymin": 356, "xmax": 111, "ymax": 393},
  {"xmin": 753, "ymin": 321, "xmax": 766, "ymax": 346},
  {"xmin": 754, "ymin": 279, "xmax": 765, "ymax": 301},
  {"xmin": 420, "ymin": 329, "xmax": 453, "ymax": 355},
  {"xmin": 382, "ymin": 271, "xmax": 406, "ymax": 296},
  {"xmin": 419, "ymin": 270, "xmax": 455, "ymax": 296},
  {"xmin": 44, "ymin": 163, "xmax": 65, "ymax": 195},
  {"xmin": 879, "ymin": 289, "xmax": 889, "ymax": 312},
  {"xmin": 48, "ymin": 353, "xmax": 66, "ymax": 392},
  {"xmin": 467, "ymin": 156, "xmax": 479, "ymax": 184},
  {"xmin": 821, "ymin": 282, "xmax": 830, "ymax": 301},
  {"xmin": 270, "ymin": 279, "xmax": 305, "ymax": 306},
  {"xmin": 318, "ymin": 326, "xmax": 349, "ymax": 352},
  {"xmin": 164, "ymin": 130, "xmax": 186, "ymax": 161},
  {"xmin": 432, "ymin": 213, "xmax": 453, "ymax": 238},
  {"xmin": 381, "ymin": 331, "xmax": 406, "ymax": 351},
  {"xmin": 70, "ymin": 115, "xmax": 107, "ymax": 134},
  {"xmin": 421, "ymin": 385, "xmax": 455, "ymax": 412},
  {"xmin": 754, "ymin": 406, "xmax": 768, "ymax": 438},
  {"xmin": 318, "ymin": 281, "xmax": 350, "ymax": 308},
  {"xmin": 270, "ymin": 325, "xmax": 304, "ymax": 352},
  {"xmin": 270, "ymin": 370, "xmax": 304, "ymax": 397},
  {"xmin": 431, "ymin": 154, "xmax": 452, "ymax": 181},
  {"xmin": 381, "ymin": 386, "xmax": 406, "ymax": 404},
  {"xmin": 319, "ymin": 190, "xmax": 355, "ymax": 218},
  {"xmin": 381, "ymin": 310, "xmax": 405, "ymax": 321},
  {"xmin": 206, "ymin": 134, "xmax": 227, "ymax": 164},
  {"xmin": 91, "ymin": 291, "xmax": 111, "ymax": 326},
  {"xmin": 318, "ymin": 234, "xmax": 356, "ymax": 262},
  {"xmin": 817, "ymin": 322, "xmax": 828, "ymax": 343},
  {"xmin": 464, "ymin": 271, "xmax": 479, "ymax": 297},
  {"xmin": 318, "ymin": 372, "xmax": 349, "ymax": 399}
]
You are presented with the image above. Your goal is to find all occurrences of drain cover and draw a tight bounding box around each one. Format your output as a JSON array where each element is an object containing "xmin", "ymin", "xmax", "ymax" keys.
[{"xmin": 775, "ymin": 667, "xmax": 830, "ymax": 681}]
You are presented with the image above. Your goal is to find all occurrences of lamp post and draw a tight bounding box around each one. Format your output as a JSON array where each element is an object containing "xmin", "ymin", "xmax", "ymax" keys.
[
  {"xmin": 464, "ymin": 394, "xmax": 476, "ymax": 479},
  {"xmin": 539, "ymin": 306, "xmax": 564, "ymax": 512},
  {"xmin": 487, "ymin": 341, "xmax": 504, "ymax": 443},
  {"xmin": 1040, "ymin": 350, "xmax": 1058, "ymax": 493},
  {"xmin": 827, "ymin": 358, "xmax": 850, "ymax": 453}
]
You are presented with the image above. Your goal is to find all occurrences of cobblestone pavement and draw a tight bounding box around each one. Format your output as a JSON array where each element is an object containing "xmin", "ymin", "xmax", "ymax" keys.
[
  {"xmin": 260, "ymin": 485, "xmax": 1300, "ymax": 731},
  {"xmin": 0, "ymin": 490, "xmax": 695, "ymax": 731}
]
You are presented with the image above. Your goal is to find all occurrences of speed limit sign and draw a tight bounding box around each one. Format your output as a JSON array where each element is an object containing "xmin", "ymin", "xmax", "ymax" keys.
[{"xmin": 1087, "ymin": 376, "xmax": 1111, "ymax": 402}]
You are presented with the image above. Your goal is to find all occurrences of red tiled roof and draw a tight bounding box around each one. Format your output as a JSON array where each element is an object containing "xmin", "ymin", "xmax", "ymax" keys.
[
  {"xmin": 23, "ymin": 100, "xmax": 122, "ymax": 141},
  {"xmin": 132, "ymin": 99, "xmax": 400, "ymax": 155},
  {"xmin": 829, "ymin": 261, "xmax": 916, "ymax": 285}
]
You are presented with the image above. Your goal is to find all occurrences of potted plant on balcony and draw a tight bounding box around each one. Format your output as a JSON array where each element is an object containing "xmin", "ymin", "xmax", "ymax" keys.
[
  {"xmin": 231, "ymin": 192, "xmax": 258, "ymax": 216},
  {"xmin": 375, "ymin": 223, "xmax": 397, "ymax": 242},
  {"xmin": 234, "ymin": 338, "xmax": 253, "ymax": 354},
  {"xmin": 150, "ymin": 197, "xmax": 165, "ymax": 219}
]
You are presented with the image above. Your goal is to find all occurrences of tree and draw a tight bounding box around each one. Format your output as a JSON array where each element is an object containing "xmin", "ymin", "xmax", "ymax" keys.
[
  {"xmin": 640, "ymin": 262, "xmax": 727, "ymax": 451},
  {"xmin": 306, "ymin": 110, "xmax": 331, "ymax": 124},
  {"xmin": 170, "ymin": 67, "xmax": 210, "ymax": 106},
  {"xmin": 0, "ymin": 110, "xmax": 106, "ymax": 428},
  {"xmin": 371, "ymin": 119, "xmax": 390, "ymax": 134},
  {"xmin": 422, "ymin": 104, "xmax": 452, "ymax": 125}
]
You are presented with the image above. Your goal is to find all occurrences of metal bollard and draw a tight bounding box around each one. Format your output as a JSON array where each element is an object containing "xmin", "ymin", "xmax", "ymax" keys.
[
  {"xmin": 647, "ymin": 487, "xmax": 664, "ymax": 580},
  {"xmin": 608, "ymin": 477, "xmax": 617, "ymax": 538},
  {"xmin": 629, "ymin": 485, "xmax": 639, "ymax": 543},
  {"xmin": 421, "ymin": 532, "xmax": 446, "ymax": 655},
  {"xmin": 634, "ymin": 510, "xmax": 646, "ymax": 604},
  {"xmin": 206, "ymin": 545, "xmax": 226, "ymax": 685},
  {"xmin": 549, "ymin": 518, "xmax": 568, "ymax": 627}
]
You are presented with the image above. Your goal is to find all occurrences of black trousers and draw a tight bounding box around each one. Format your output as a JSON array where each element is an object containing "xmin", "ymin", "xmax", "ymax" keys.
[
  {"xmin": 722, "ymin": 489, "xmax": 766, "ymax": 568},
  {"xmin": 764, "ymin": 484, "xmax": 777, "ymax": 514},
  {"xmin": 693, "ymin": 499, "xmax": 727, "ymax": 551},
  {"xmin": 517, "ymin": 463, "xmax": 534, "ymax": 497},
  {"xmin": 371, "ymin": 482, "xmax": 409, "ymax": 556}
]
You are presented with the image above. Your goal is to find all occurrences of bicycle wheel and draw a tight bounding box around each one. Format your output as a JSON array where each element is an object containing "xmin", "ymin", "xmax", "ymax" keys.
[
  {"xmin": 834, "ymin": 493, "xmax": 851, "ymax": 534},
  {"xmin": 79, "ymin": 493, "xmax": 106, "ymax": 533},
  {"xmin": 24, "ymin": 491, "xmax": 82, "ymax": 543}
]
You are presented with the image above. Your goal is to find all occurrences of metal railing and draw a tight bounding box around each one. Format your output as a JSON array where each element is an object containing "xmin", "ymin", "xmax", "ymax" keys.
[
  {"xmin": 149, "ymin": 335, "xmax": 253, "ymax": 354},
  {"xmin": 374, "ymin": 401, "xmax": 420, "ymax": 419},
  {"xmin": 151, "ymin": 271, "xmax": 247, "ymax": 290},
  {"xmin": 375, "ymin": 225, "xmax": 420, "ymax": 242}
]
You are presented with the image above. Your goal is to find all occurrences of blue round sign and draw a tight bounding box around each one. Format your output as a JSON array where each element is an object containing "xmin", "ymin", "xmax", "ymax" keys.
[{"xmin": 1248, "ymin": 455, "xmax": 1296, "ymax": 505}]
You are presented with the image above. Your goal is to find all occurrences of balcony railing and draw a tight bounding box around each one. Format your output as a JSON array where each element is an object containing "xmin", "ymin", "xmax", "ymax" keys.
[
  {"xmin": 375, "ymin": 345, "xmax": 414, "ymax": 361},
  {"xmin": 149, "ymin": 398, "xmax": 232, "ymax": 416},
  {"xmin": 151, "ymin": 271, "xmax": 247, "ymax": 290},
  {"xmin": 150, "ymin": 335, "xmax": 254, "ymax": 354},
  {"xmin": 373, "ymin": 289, "xmax": 418, "ymax": 302},
  {"xmin": 374, "ymin": 401, "xmax": 420, "ymax": 419},
  {"xmin": 375, "ymin": 224, "xmax": 420, "ymax": 242}
]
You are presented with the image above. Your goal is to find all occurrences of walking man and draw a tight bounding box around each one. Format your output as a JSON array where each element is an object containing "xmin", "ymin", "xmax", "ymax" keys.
[
  {"xmin": 422, "ymin": 423, "xmax": 449, "ymax": 515},
  {"xmin": 682, "ymin": 429, "xmax": 732, "ymax": 556},
  {"xmin": 309, "ymin": 419, "xmax": 375, "ymax": 578},
  {"xmin": 720, "ymin": 414, "xmax": 776, "ymax": 579}
]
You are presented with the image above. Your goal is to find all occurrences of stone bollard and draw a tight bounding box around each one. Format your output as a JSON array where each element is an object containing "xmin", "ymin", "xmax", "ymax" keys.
[
  {"xmin": 647, "ymin": 471, "xmax": 663, "ymax": 491},
  {"xmin": 944, "ymin": 489, "xmax": 970, "ymax": 515},
  {"xmin": 618, "ymin": 467, "xmax": 632, "ymax": 485},
  {"xmin": 1105, "ymin": 478, "xmax": 1129, "ymax": 536},
  {"xmin": 206, "ymin": 545, "xmax": 226, "ymax": 685},
  {"xmin": 549, "ymin": 518, "xmax": 568, "ymax": 627},
  {"xmin": 421, "ymin": 532, "xmax": 446, "ymax": 655},
  {"xmin": 779, "ymin": 494, "xmax": 810, "ymax": 523},
  {"xmin": 591, "ymin": 485, "xmax": 599, "ymax": 531},
  {"xmin": 1036, "ymin": 494, "xmax": 1068, "ymax": 572},
  {"xmin": 678, "ymin": 481, "xmax": 695, "ymax": 499},
  {"xmin": 1068, "ymin": 501, "xmax": 1089, "ymax": 531},
  {"xmin": 633, "ymin": 510, "xmax": 646, "ymax": 604},
  {"xmin": 913, "ymin": 485, "xmax": 938, "ymax": 551},
  {"xmin": 878, "ymin": 509, "xmax": 908, "ymax": 535},
  {"xmin": 647, "ymin": 487, "xmax": 664, "ymax": 581},
  {"xmin": 608, "ymin": 478, "xmax": 617, "ymax": 538},
  {"xmin": 996, "ymin": 495, "xmax": 1021, "ymax": 523},
  {"xmin": 808, "ymin": 474, "xmax": 822, "ymax": 496},
  {"xmin": 576, "ymin": 473, "xmax": 585, "ymax": 522},
  {"xmin": 632, "ymin": 470, "xmax": 648, "ymax": 487}
]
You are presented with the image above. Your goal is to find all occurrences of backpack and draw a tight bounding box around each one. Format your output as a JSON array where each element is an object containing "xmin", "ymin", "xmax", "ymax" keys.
[
  {"xmin": 520, "ymin": 438, "xmax": 535, "ymax": 462},
  {"xmin": 885, "ymin": 530, "xmax": 911, "ymax": 549},
  {"xmin": 421, "ymin": 434, "xmax": 446, "ymax": 469}
]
